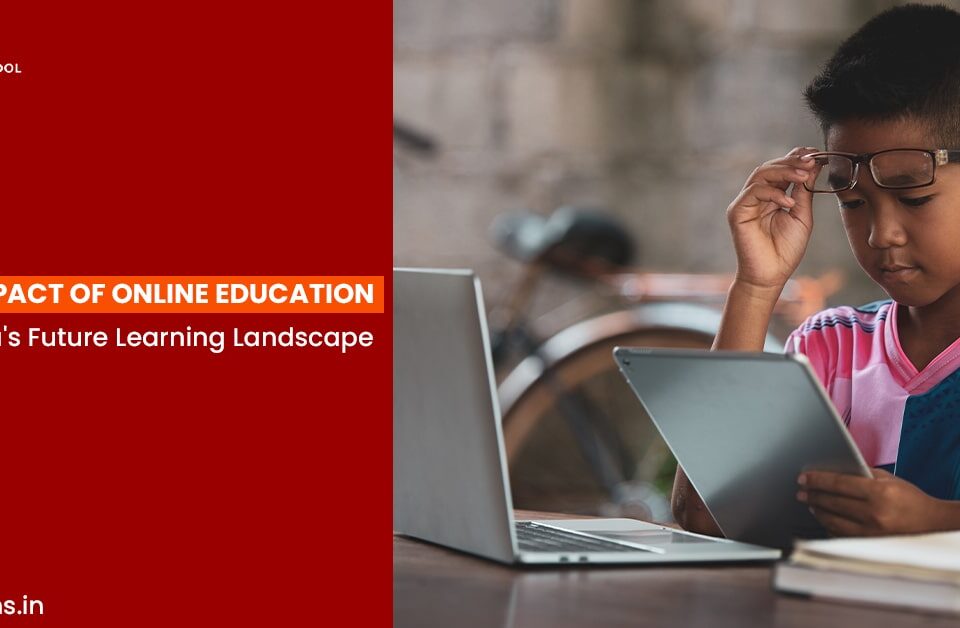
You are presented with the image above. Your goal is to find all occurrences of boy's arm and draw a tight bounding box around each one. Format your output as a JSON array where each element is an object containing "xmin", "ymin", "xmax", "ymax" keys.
[
  {"xmin": 711, "ymin": 281, "xmax": 782, "ymax": 351},
  {"xmin": 799, "ymin": 468, "xmax": 960, "ymax": 535},
  {"xmin": 671, "ymin": 467, "xmax": 722, "ymax": 535},
  {"xmin": 671, "ymin": 282, "xmax": 782, "ymax": 534},
  {"xmin": 670, "ymin": 147, "xmax": 818, "ymax": 535}
]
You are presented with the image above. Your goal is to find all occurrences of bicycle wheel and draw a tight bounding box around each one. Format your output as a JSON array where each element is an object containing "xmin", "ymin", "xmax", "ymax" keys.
[{"xmin": 499, "ymin": 303, "xmax": 782, "ymax": 520}]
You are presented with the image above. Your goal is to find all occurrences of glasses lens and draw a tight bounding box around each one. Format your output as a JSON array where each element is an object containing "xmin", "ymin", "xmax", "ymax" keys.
[
  {"xmin": 809, "ymin": 155, "xmax": 855, "ymax": 192},
  {"xmin": 870, "ymin": 150, "xmax": 934, "ymax": 188}
]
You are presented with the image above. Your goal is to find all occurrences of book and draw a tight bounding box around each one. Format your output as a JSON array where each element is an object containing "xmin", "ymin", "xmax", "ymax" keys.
[{"xmin": 773, "ymin": 531, "xmax": 960, "ymax": 614}]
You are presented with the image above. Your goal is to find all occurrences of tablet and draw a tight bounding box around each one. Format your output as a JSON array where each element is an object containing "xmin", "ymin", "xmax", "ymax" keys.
[{"xmin": 613, "ymin": 347, "xmax": 872, "ymax": 550}]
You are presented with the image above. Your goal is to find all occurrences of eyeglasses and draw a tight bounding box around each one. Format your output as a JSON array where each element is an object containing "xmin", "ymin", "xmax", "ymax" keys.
[{"xmin": 803, "ymin": 148, "xmax": 960, "ymax": 193}]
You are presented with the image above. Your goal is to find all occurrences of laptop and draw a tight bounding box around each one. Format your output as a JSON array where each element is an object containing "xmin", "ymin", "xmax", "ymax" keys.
[
  {"xmin": 613, "ymin": 347, "xmax": 873, "ymax": 550},
  {"xmin": 393, "ymin": 268, "xmax": 780, "ymax": 564}
]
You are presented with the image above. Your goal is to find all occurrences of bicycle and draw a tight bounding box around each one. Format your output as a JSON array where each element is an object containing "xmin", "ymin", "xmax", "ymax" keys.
[{"xmin": 487, "ymin": 206, "xmax": 842, "ymax": 521}]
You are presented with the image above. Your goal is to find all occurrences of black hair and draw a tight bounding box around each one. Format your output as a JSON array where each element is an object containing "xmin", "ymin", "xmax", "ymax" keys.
[{"xmin": 804, "ymin": 3, "xmax": 960, "ymax": 145}]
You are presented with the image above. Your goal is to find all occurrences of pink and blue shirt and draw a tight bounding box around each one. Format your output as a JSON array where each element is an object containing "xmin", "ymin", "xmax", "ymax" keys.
[{"xmin": 786, "ymin": 300, "xmax": 960, "ymax": 500}]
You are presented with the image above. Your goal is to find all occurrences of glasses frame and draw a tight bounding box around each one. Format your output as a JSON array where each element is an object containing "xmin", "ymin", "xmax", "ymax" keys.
[{"xmin": 803, "ymin": 148, "xmax": 960, "ymax": 193}]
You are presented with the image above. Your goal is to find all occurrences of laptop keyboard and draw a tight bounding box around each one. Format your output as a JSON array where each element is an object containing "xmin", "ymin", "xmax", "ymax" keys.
[{"xmin": 515, "ymin": 521, "xmax": 645, "ymax": 553}]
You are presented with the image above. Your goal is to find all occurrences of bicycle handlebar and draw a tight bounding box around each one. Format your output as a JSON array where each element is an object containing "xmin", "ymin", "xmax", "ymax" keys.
[{"xmin": 598, "ymin": 270, "xmax": 844, "ymax": 326}]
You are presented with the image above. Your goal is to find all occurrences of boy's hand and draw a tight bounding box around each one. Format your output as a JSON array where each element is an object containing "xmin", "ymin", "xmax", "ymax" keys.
[
  {"xmin": 726, "ymin": 147, "xmax": 820, "ymax": 292},
  {"xmin": 797, "ymin": 469, "xmax": 957, "ymax": 536}
]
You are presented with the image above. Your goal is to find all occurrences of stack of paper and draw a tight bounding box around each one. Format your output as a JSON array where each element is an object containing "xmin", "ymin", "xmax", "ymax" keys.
[{"xmin": 774, "ymin": 531, "xmax": 960, "ymax": 614}]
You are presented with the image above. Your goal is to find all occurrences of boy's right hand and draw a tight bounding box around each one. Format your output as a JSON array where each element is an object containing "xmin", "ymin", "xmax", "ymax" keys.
[{"xmin": 726, "ymin": 147, "xmax": 820, "ymax": 293}]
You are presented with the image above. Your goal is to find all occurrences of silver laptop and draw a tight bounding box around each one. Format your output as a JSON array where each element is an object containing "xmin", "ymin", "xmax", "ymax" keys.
[{"xmin": 393, "ymin": 268, "xmax": 780, "ymax": 564}]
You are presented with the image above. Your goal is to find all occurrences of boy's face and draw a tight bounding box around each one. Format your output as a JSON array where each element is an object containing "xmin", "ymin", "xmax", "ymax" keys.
[{"xmin": 828, "ymin": 118, "xmax": 960, "ymax": 308}]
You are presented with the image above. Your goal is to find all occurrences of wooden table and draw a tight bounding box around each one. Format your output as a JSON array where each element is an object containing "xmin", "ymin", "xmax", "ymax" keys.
[{"xmin": 394, "ymin": 511, "xmax": 958, "ymax": 627}]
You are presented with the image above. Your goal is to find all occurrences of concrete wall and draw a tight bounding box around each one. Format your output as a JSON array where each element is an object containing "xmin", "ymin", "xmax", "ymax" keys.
[{"xmin": 394, "ymin": 0, "xmax": 957, "ymax": 336}]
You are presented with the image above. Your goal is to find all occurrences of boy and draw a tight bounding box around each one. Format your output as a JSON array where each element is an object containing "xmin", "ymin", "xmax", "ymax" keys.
[{"xmin": 673, "ymin": 3, "xmax": 960, "ymax": 537}]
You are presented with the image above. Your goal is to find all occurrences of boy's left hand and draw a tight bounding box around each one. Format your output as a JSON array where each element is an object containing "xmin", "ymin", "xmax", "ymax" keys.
[{"xmin": 797, "ymin": 469, "xmax": 950, "ymax": 536}]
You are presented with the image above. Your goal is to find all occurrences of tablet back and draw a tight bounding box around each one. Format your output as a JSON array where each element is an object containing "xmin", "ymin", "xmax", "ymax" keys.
[{"xmin": 613, "ymin": 347, "xmax": 871, "ymax": 550}]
